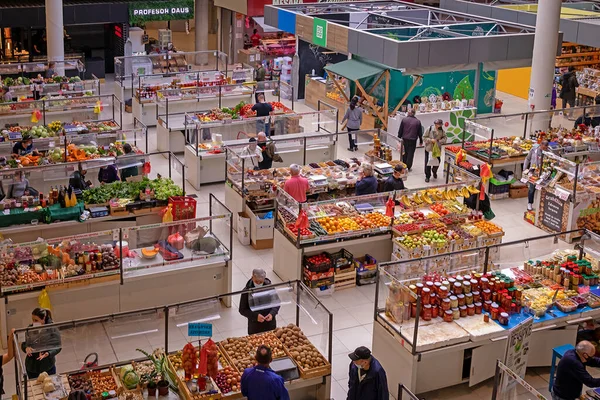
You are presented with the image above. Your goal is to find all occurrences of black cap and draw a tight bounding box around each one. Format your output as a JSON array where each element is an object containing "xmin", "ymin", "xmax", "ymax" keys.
[
  {"xmin": 348, "ymin": 346, "xmax": 371, "ymax": 361},
  {"xmin": 394, "ymin": 164, "xmax": 404, "ymax": 173}
]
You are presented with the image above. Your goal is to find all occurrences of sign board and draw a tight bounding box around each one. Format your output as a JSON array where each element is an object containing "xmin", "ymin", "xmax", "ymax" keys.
[
  {"xmin": 188, "ymin": 322, "xmax": 213, "ymax": 337},
  {"xmin": 502, "ymin": 317, "xmax": 533, "ymax": 393},
  {"xmin": 540, "ymin": 189, "xmax": 567, "ymax": 232},
  {"xmin": 313, "ymin": 18, "xmax": 328, "ymax": 47},
  {"xmin": 129, "ymin": 0, "xmax": 194, "ymax": 24}
]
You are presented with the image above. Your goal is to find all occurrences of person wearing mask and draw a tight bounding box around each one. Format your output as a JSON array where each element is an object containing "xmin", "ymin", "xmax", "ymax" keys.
[
  {"xmin": 284, "ymin": 164, "xmax": 309, "ymax": 203},
  {"xmin": 250, "ymin": 29, "xmax": 262, "ymax": 47},
  {"xmin": 342, "ymin": 98, "xmax": 363, "ymax": 152},
  {"xmin": 69, "ymin": 164, "xmax": 91, "ymax": 191},
  {"xmin": 252, "ymin": 94, "xmax": 273, "ymax": 136},
  {"xmin": 240, "ymin": 137, "xmax": 263, "ymax": 170},
  {"xmin": 383, "ymin": 164, "xmax": 405, "ymax": 192},
  {"xmin": 552, "ymin": 341, "xmax": 600, "ymax": 400},
  {"xmin": 98, "ymin": 164, "xmax": 119, "ymax": 185},
  {"xmin": 347, "ymin": 346, "xmax": 389, "ymax": 400},
  {"xmin": 257, "ymin": 132, "xmax": 282, "ymax": 170},
  {"xmin": 355, "ymin": 163, "xmax": 378, "ymax": 196},
  {"xmin": 241, "ymin": 345, "xmax": 289, "ymax": 400},
  {"xmin": 422, "ymin": 119, "xmax": 447, "ymax": 183},
  {"xmin": 397, "ymin": 109, "xmax": 423, "ymax": 171},
  {"xmin": 238, "ymin": 269, "xmax": 280, "ymax": 335},
  {"xmin": 0, "ymin": 328, "xmax": 16, "ymax": 396},
  {"xmin": 12, "ymin": 135, "xmax": 39, "ymax": 157},
  {"xmin": 559, "ymin": 66, "xmax": 579, "ymax": 119},
  {"xmin": 21, "ymin": 308, "xmax": 61, "ymax": 379},
  {"xmin": 120, "ymin": 143, "xmax": 139, "ymax": 182},
  {"xmin": 8, "ymin": 171, "xmax": 33, "ymax": 199},
  {"xmin": 523, "ymin": 139, "xmax": 549, "ymax": 211}
]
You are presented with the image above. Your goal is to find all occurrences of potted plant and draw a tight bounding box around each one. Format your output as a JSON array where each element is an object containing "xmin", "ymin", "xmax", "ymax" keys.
[
  {"xmin": 141, "ymin": 370, "xmax": 158, "ymax": 397},
  {"xmin": 147, "ymin": 380, "xmax": 157, "ymax": 397},
  {"xmin": 137, "ymin": 349, "xmax": 179, "ymax": 397}
]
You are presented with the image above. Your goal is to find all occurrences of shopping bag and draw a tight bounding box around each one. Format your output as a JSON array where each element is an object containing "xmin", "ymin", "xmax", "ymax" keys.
[
  {"xmin": 427, "ymin": 156, "xmax": 440, "ymax": 167},
  {"xmin": 38, "ymin": 289, "xmax": 52, "ymax": 310},
  {"xmin": 432, "ymin": 142, "xmax": 442, "ymax": 158},
  {"xmin": 237, "ymin": 212, "xmax": 251, "ymax": 245}
]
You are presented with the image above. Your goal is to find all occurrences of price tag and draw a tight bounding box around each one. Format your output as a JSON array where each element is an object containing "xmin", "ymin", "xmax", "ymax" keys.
[
  {"xmin": 423, "ymin": 245, "xmax": 431, "ymax": 251},
  {"xmin": 557, "ymin": 190, "xmax": 570, "ymax": 201},
  {"xmin": 521, "ymin": 178, "xmax": 528, "ymax": 184},
  {"xmin": 535, "ymin": 185, "xmax": 542, "ymax": 190},
  {"xmin": 188, "ymin": 323, "xmax": 213, "ymax": 337},
  {"xmin": 122, "ymin": 228, "xmax": 130, "ymax": 240}
]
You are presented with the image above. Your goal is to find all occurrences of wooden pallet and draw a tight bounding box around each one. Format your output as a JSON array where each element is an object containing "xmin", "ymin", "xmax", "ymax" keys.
[{"xmin": 334, "ymin": 269, "xmax": 357, "ymax": 290}]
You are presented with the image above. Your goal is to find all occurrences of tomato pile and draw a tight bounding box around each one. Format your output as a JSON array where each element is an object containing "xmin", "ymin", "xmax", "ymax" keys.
[
  {"xmin": 446, "ymin": 146, "xmax": 462, "ymax": 153},
  {"xmin": 287, "ymin": 223, "xmax": 312, "ymax": 237},
  {"xmin": 430, "ymin": 203, "xmax": 449, "ymax": 216},
  {"xmin": 305, "ymin": 253, "xmax": 331, "ymax": 267},
  {"xmin": 459, "ymin": 161, "xmax": 474, "ymax": 169}
]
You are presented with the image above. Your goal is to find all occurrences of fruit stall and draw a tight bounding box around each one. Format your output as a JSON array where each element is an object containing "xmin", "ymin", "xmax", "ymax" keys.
[
  {"xmin": 1, "ymin": 195, "xmax": 233, "ymax": 340},
  {"xmin": 133, "ymin": 69, "xmax": 254, "ymax": 127},
  {"xmin": 1, "ymin": 75, "xmax": 100, "ymax": 102},
  {"xmin": 0, "ymin": 94, "xmax": 122, "ymax": 128},
  {"xmin": 372, "ymin": 229, "xmax": 600, "ymax": 395},
  {"xmin": 0, "ymin": 152, "xmax": 186, "ymax": 243},
  {"xmin": 185, "ymin": 109, "xmax": 338, "ymax": 190},
  {"xmin": 11, "ymin": 280, "xmax": 332, "ymax": 400},
  {"xmin": 156, "ymin": 100, "xmax": 295, "ymax": 157}
]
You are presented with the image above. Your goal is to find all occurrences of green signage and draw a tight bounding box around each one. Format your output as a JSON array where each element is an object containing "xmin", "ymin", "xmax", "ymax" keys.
[
  {"xmin": 313, "ymin": 18, "xmax": 328, "ymax": 47},
  {"xmin": 130, "ymin": 0, "xmax": 194, "ymax": 24}
]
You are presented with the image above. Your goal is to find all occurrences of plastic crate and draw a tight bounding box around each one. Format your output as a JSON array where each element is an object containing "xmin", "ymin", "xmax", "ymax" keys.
[
  {"xmin": 303, "ymin": 276, "xmax": 334, "ymax": 288},
  {"xmin": 331, "ymin": 248, "xmax": 354, "ymax": 271},
  {"xmin": 303, "ymin": 267, "xmax": 334, "ymax": 281},
  {"xmin": 488, "ymin": 178, "xmax": 514, "ymax": 195},
  {"xmin": 303, "ymin": 252, "xmax": 333, "ymax": 273},
  {"xmin": 311, "ymin": 285, "xmax": 335, "ymax": 296},
  {"xmin": 169, "ymin": 196, "xmax": 197, "ymax": 220},
  {"xmin": 355, "ymin": 254, "xmax": 377, "ymax": 272}
]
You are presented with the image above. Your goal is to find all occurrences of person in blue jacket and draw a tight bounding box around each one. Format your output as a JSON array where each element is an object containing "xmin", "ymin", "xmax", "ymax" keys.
[
  {"xmin": 355, "ymin": 163, "xmax": 378, "ymax": 196},
  {"xmin": 241, "ymin": 345, "xmax": 289, "ymax": 400},
  {"xmin": 347, "ymin": 346, "xmax": 389, "ymax": 400}
]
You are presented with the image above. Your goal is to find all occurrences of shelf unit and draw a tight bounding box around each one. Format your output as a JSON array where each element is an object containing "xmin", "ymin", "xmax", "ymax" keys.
[
  {"xmin": 556, "ymin": 42, "xmax": 600, "ymax": 70},
  {"xmin": 576, "ymin": 68, "xmax": 600, "ymax": 106}
]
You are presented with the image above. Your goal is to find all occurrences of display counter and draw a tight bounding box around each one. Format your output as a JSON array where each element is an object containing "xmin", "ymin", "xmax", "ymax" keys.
[
  {"xmin": 12, "ymin": 280, "xmax": 332, "ymax": 400},
  {"xmin": 372, "ymin": 229, "xmax": 600, "ymax": 394},
  {"xmin": 2, "ymin": 194, "xmax": 233, "ymax": 340},
  {"xmin": 0, "ymin": 57, "xmax": 85, "ymax": 78}
]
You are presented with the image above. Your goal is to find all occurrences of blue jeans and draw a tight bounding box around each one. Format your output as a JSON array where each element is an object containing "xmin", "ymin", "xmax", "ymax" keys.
[{"xmin": 256, "ymin": 120, "xmax": 270, "ymax": 136}]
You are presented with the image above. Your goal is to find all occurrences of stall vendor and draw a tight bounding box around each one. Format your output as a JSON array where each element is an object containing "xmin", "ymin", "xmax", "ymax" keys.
[
  {"xmin": 355, "ymin": 163, "xmax": 378, "ymax": 196},
  {"xmin": 283, "ymin": 164, "xmax": 309, "ymax": 203},
  {"xmin": 239, "ymin": 269, "xmax": 280, "ymax": 335},
  {"xmin": 241, "ymin": 345, "xmax": 289, "ymax": 400},
  {"xmin": 8, "ymin": 171, "xmax": 36, "ymax": 198},
  {"xmin": 120, "ymin": 143, "xmax": 139, "ymax": 182},
  {"xmin": 21, "ymin": 308, "xmax": 61, "ymax": 379},
  {"xmin": 383, "ymin": 165, "xmax": 406, "ymax": 192},
  {"xmin": 12, "ymin": 136, "xmax": 39, "ymax": 157},
  {"xmin": 250, "ymin": 29, "xmax": 261, "ymax": 47},
  {"xmin": 98, "ymin": 164, "xmax": 119, "ymax": 185},
  {"xmin": 552, "ymin": 341, "xmax": 600, "ymax": 400},
  {"xmin": 69, "ymin": 164, "xmax": 91, "ymax": 191}
]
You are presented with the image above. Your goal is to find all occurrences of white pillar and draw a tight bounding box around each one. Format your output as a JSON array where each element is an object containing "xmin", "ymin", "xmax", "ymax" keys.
[
  {"xmin": 45, "ymin": 0, "xmax": 65, "ymax": 76},
  {"xmin": 529, "ymin": 0, "xmax": 561, "ymax": 132},
  {"xmin": 195, "ymin": 0, "xmax": 209, "ymax": 65}
]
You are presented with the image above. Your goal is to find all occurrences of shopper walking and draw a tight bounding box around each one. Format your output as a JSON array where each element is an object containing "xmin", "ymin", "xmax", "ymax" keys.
[
  {"xmin": 523, "ymin": 139, "xmax": 549, "ymax": 211},
  {"xmin": 347, "ymin": 346, "xmax": 389, "ymax": 400},
  {"xmin": 342, "ymin": 97, "xmax": 363, "ymax": 151},
  {"xmin": 240, "ymin": 138, "xmax": 263, "ymax": 170},
  {"xmin": 241, "ymin": 345, "xmax": 289, "ymax": 400},
  {"xmin": 559, "ymin": 66, "xmax": 579, "ymax": 119},
  {"xmin": 284, "ymin": 164, "xmax": 309, "ymax": 203},
  {"xmin": 252, "ymin": 94, "xmax": 273, "ymax": 135},
  {"xmin": 552, "ymin": 341, "xmax": 600, "ymax": 400},
  {"xmin": 355, "ymin": 163, "xmax": 378, "ymax": 196},
  {"xmin": 397, "ymin": 109, "xmax": 423, "ymax": 171},
  {"xmin": 21, "ymin": 308, "xmax": 61, "ymax": 379},
  {"xmin": 257, "ymin": 132, "xmax": 282, "ymax": 170},
  {"xmin": 422, "ymin": 119, "xmax": 447, "ymax": 182},
  {"xmin": 239, "ymin": 269, "xmax": 280, "ymax": 335}
]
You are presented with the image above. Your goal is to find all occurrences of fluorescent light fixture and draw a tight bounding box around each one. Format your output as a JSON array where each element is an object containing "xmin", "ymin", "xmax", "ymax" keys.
[
  {"xmin": 306, "ymin": 146, "xmax": 329, "ymax": 151},
  {"xmin": 110, "ymin": 329, "xmax": 159, "ymax": 340},
  {"xmin": 176, "ymin": 314, "xmax": 221, "ymax": 328}
]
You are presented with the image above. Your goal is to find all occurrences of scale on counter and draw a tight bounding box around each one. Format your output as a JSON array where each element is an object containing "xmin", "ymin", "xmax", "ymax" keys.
[
  {"xmin": 374, "ymin": 163, "xmax": 393, "ymax": 175},
  {"xmin": 89, "ymin": 206, "xmax": 109, "ymax": 218},
  {"xmin": 309, "ymin": 175, "xmax": 329, "ymax": 191},
  {"xmin": 271, "ymin": 357, "xmax": 300, "ymax": 381}
]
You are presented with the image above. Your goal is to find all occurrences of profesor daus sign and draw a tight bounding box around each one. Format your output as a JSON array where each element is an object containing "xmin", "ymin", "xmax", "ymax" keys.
[{"xmin": 130, "ymin": 0, "xmax": 194, "ymax": 24}]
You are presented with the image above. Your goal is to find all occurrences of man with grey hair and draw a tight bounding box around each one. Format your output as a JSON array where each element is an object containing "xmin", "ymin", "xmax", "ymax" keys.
[
  {"xmin": 524, "ymin": 139, "xmax": 549, "ymax": 211},
  {"xmin": 552, "ymin": 340, "xmax": 600, "ymax": 399},
  {"xmin": 257, "ymin": 131, "xmax": 282, "ymax": 170},
  {"xmin": 284, "ymin": 164, "xmax": 309, "ymax": 202},
  {"xmin": 355, "ymin": 163, "xmax": 378, "ymax": 195},
  {"xmin": 239, "ymin": 268, "xmax": 280, "ymax": 334},
  {"xmin": 397, "ymin": 109, "xmax": 423, "ymax": 172}
]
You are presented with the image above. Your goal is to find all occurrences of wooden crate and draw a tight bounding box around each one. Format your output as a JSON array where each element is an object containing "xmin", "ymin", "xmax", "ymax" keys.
[
  {"xmin": 281, "ymin": 345, "xmax": 332, "ymax": 380},
  {"xmin": 113, "ymin": 365, "xmax": 143, "ymax": 395},
  {"xmin": 89, "ymin": 369, "xmax": 118, "ymax": 400},
  {"xmin": 28, "ymin": 374, "xmax": 71, "ymax": 400},
  {"xmin": 334, "ymin": 269, "xmax": 356, "ymax": 290},
  {"xmin": 167, "ymin": 352, "xmax": 223, "ymax": 400}
]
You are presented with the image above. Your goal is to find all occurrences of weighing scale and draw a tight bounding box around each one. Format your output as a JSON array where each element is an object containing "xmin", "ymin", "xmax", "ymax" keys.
[
  {"xmin": 270, "ymin": 357, "xmax": 300, "ymax": 381},
  {"xmin": 309, "ymin": 175, "xmax": 329, "ymax": 193},
  {"xmin": 374, "ymin": 162, "xmax": 393, "ymax": 176}
]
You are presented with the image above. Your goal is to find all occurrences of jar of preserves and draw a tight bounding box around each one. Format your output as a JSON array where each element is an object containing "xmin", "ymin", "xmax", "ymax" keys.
[
  {"xmin": 491, "ymin": 303, "xmax": 499, "ymax": 320},
  {"xmin": 470, "ymin": 278, "xmax": 479, "ymax": 290},
  {"xmin": 434, "ymin": 281, "xmax": 442, "ymax": 294},
  {"xmin": 467, "ymin": 304, "xmax": 475, "ymax": 316},
  {"xmin": 409, "ymin": 284, "xmax": 417, "ymax": 294},
  {"xmin": 443, "ymin": 310, "xmax": 453, "ymax": 323},
  {"xmin": 438, "ymin": 285, "xmax": 449, "ymax": 299},
  {"xmin": 426, "ymin": 281, "xmax": 434, "ymax": 290},
  {"xmin": 463, "ymin": 281, "xmax": 472, "ymax": 294},
  {"xmin": 432, "ymin": 305, "xmax": 439, "ymax": 319},
  {"xmin": 482, "ymin": 289, "xmax": 491, "ymax": 301},
  {"xmin": 411, "ymin": 302, "xmax": 417, "ymax": 318},
  {"xmin": 415, "ymin": 282, "xmax": 424, "ymax": 296},
  {"xmin": 452, "ymin": 308, "xmax": 460, "ymax": 320},
  {"xmin": 423, "ymin": 304, "xmax": 432, "ymax": 321},
  {"xmin": 484, "ymin": 300, "xmax": 492, "ymax": 312},
  {"xmin": 453, "ymin": 282, "xmax": 463, "ymax": 295},
  {"xmin": 457, "ymin": 294, "xmax": 466, "ymax": 306},
  {"xmin": 459, "ymin": 305, "xmax": 467, "ymax": 318},
  {"xmin": 430, "ymin": 293, "xmax": 437, "ymax": 306},
  {"xmin": 480, "ymin": 277, "xmax": 489, "ymax": 290},
  {"xmin": 474, "ymin": 302, "xmax": 482, "ymax": 314},
  {"xmin": 499, "ymin": 312, "xmax": 509, "ymax": 326},
  {"xmin": 422, "ymin": 287, "xmax": 431, "ymax": 304},
  {"xmin": 465, "ymin": 293, "xmax": 474, "ymax": 305},
  {"xmin": 472, "ymin": 291, "xmax": 481, "ymax": 303},
  {"xmin": 449, "ymin": 295, "xmax": 458, "ymax": 308},
  {"xmin": 483, "ymin": 313, "xmax": 490, "ymax": 323},
  {"xmin": 441, "ymin": 298, "xmax": 451, "ymax": 310}
]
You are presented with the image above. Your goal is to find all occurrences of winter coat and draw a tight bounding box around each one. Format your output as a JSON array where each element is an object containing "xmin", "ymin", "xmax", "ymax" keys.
[
  {"xmin": 422, "ymin": 125, "xmax": 447, "ymax": 153},
  {"xmin": 238, "ymin": 278, "xmax": 280, "ymax": 335},
  {"xmin": 347, "ymin": 357, "xmax": 389, "ymax": 400}
]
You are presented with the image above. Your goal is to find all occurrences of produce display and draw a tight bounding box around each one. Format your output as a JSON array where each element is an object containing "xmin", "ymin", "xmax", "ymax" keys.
[
  {"xmin": 83, "ymin": 177, "xmax": 182, "ymax": 205},
  {"xmin": 453, "ymin": 136, "xmax": 534, "ymax": 160},
  {"xmin": 0, "ymin": 96, "xmax": 106, "ymax": 115},
  {"xmin": 195, "ymin": 101, "xmax": 293, "ymax": 123},
  {"xmin": 0, "ymin": 120, "xmax": 119, "ymax": 140}
]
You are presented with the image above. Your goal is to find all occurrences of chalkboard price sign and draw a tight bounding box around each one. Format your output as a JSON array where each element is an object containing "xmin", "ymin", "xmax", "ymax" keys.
[{"xmin": 541, "ymin": 190, "xmax": 566, "ymax": 232}]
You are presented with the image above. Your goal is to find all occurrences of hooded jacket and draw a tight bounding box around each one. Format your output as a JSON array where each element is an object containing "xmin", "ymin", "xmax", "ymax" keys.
[
  {"xmin": 559, "ymin": 71, "xmax": 579, "ymax": 100},
  {"xmin": 239, "ymin": 278, "xmax": 280, "ymax": 335},
  {"xmin": 347, "ymin": 356, "xmax": 389, "ymax": 400}
]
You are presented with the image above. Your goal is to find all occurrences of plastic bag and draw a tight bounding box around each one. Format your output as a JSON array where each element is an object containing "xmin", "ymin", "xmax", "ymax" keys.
[
  {"xmin": 199, "ymin": 339, "xmax": 218, "ymax": 379},
  {"xmin": 427, "ymin": 156, "xmax": 440, "ymax": 167},
  {"xmin": 31, "ymin": 109, "xmax": 41, "ymax": 123},
  {"xmin": 295, "ymin": 209, "xmax": 309, "ymax": 230},
  {"xmin": 38, "ymin": 289, "xmax": 52, "ymax": 310},
  {"xmin": 432, "ymin": 142, "xmax": 441, "ymax": 158},
  {"xmin": 385, "ymin": 197, "xmax": 395, "ymax": 217}
]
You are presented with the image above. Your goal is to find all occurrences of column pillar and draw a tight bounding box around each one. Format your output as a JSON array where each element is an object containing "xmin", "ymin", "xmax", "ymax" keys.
[
  {"xmin": 529, "ymin": 0, "xmax": 561, "ymax": 132},
  {"xmin": 195, "ymin": 0, "xmax": 209, "ymax": 65},
  {"xmin": 45, "ymin": 0, "xmax": 65, "ymax": 76}
]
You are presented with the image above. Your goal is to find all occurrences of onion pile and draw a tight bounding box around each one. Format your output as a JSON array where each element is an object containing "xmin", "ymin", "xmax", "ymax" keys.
[{"xmin": 214, "ymin": 367, "xmax": 241, "ymax": 394}]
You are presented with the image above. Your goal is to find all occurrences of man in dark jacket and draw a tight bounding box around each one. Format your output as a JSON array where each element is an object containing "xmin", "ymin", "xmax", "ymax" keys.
[
  {"xmin": 239, "ymin": 269, "xmax": 280, "ymax": 335},
  {"xmin": 552, "ymin": 341, "xmax": 600, "ymax": 400},
  {"xmin": 347, "ymin": 346, "xmax": 389, "ymax": 400},
  {"xmin": 241, "ymin": 345, "xmax": 289, "ymax": 400},
  {"xmin": 398, "ymin": 109, "xmax": 423, "ymax": 171},
  {"xmin": 559, "ymin": 66, "xmax": 579, "ymax": 119}
]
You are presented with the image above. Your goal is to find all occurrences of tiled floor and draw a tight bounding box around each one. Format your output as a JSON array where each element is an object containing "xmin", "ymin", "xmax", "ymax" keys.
[{"xmin": 5, "ymin": 74, "xmax": 584, "ymax": 400}]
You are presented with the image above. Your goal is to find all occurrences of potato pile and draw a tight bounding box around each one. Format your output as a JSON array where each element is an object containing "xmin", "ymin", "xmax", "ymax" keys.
[
  {"xmin": 247, "ymin": 333, "xmax": 286, "ymax": 359},
  {"xmin": 221, "ymin": 337, "xmax": 254, "ymax": 361},
  {"xmin": 274, "ymin": 324, "xmax": 310, "ymax": 347},
  {"xmin": 288, "ymin": 345, "xmax": 327, "ymax": 371}
]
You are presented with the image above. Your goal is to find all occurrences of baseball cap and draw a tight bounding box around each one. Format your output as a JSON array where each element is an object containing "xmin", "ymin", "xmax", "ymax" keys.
[{"xmin": 348, "ymin": 346, "xmax": 371, "ymax": 361}]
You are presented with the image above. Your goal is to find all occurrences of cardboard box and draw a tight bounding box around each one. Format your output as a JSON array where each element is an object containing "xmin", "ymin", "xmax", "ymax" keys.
[
  {"xmin": 509, "ymin": 186, "xmax": 528, "ymax": 198},
  {"xmin": 247, "ymin": 208, "xmax": 274, "ymax": 249}
]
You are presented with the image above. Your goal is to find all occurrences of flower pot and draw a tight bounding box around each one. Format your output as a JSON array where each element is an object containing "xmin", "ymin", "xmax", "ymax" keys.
[
  {"xmin": 147, "ymin": 386, "xmax": 157, "ymax": 397},
  {"xmin": 157, "ymin": 380, "xmax": 169, "ymax": 396}
]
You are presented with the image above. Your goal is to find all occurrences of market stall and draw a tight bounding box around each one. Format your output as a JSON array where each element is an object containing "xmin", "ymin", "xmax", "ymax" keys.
[
  {"xmin": 371, "ymin": 228, "xmax": 600, "ymax": 395},
  {"xmin": 185, "ymin": 108, "xmax": 338, "ymax": 189},
  {"xmin": 11, "ymin": 280, "xmax": 332, "ymax": 400},
  {"xmin": 133, "ymin": 69, "xmax": 254, "ymax": 127},
  {"xmin": 1, "ymin": 194, "xmax": 233, "ymax": 338},
  {"xmin": 0, "ymin": 75, "xmax": 99, "ymax": 102},
  {"xmin": 156, "ymin": 89, "xmax": 294, "ymax": 156},
  {"xmin": 0, "ymin": 57, "xmax": 85, "ymax": 79}
]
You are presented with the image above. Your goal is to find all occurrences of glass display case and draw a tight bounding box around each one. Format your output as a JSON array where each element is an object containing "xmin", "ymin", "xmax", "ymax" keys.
[
  {"xmin": 12, "ymin": 279, "xmax": 333, "ymax": 400},
  {"xmin": 0, "ymin": 56, "xmax": 85, "ymax": 78},
  {"xmin": 1, "ymin": 76, "xmax": 99, "ymax": 102}
]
